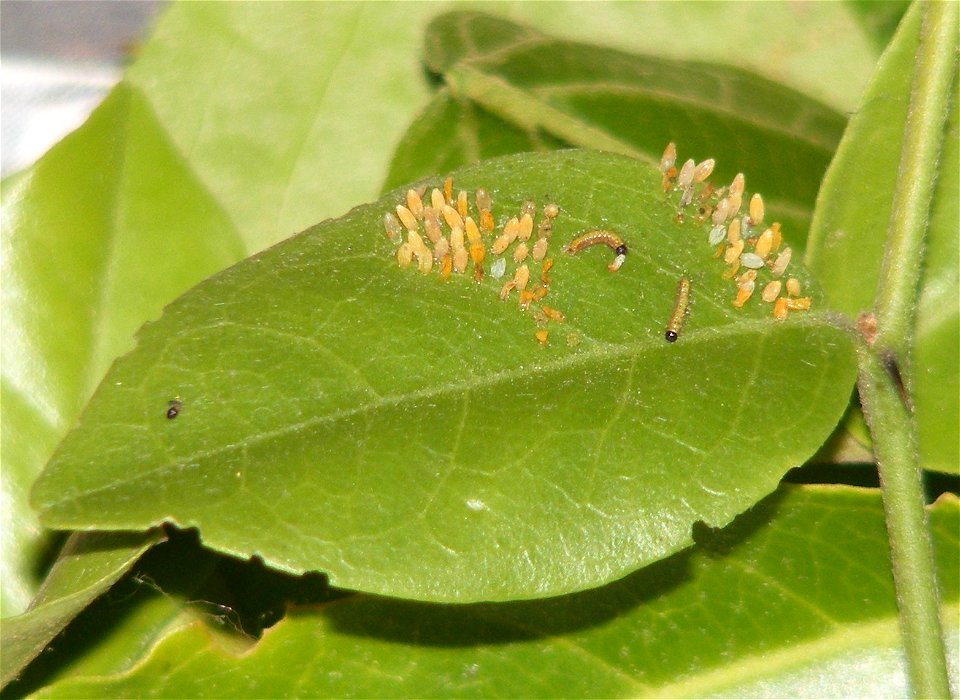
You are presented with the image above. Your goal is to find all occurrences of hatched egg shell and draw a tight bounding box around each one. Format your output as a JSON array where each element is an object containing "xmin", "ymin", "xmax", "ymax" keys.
[
  {"xmin": 761, "ymin": 280, "xmax": 782, "ymax": 302},
  {"xmin": 693, "ymin": 158, "xmax": 715, "ymax": 183},
  {"xmin": 659, "ymin": 142, "xmax": 677, "ymax": 173},
  {"xmin": 532, "ymin": 237, "xmax": 549, "ymax": 262},
  {"xmin": 475, "ymin": 188, "xmax": 492, "ymax": 212},
  {"xmin": 677, "ymin": 159, "xmax": 696, "ymax": 187}
]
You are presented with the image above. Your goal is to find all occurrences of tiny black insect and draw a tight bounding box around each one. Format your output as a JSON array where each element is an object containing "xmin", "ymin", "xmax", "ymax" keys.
[{"xmin": 166, "ymin": 399, "xmax": 182, "ymax": 420}]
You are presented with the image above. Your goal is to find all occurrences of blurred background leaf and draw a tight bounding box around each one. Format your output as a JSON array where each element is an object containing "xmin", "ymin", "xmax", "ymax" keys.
[
  {"xmin": 387, "ymin": 12, "xmax": 847, "ymax": 255},
  {"xmin": 844, "ymin": 0, "xmax": 912, "ymax": 50}
]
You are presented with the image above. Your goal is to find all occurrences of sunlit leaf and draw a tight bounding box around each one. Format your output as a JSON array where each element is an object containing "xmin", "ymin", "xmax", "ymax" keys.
[
  {"xmin": 32, "ymin": 151, "xmax": 856, "ymax": 602},
  {"xmin": 30, "ymin": 488, "xmax": 960, "ymax": 698},
  {"xmin": 0, "ymin": 85, "xmax": 244, "ymax": 615}
]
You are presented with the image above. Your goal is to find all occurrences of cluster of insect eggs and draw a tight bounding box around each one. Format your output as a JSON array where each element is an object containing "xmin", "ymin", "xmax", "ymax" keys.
[
  {"xmin": 383, "ymin": 177, "xmax": 567, "ymax": 344},
  {"xmin": 660, "ymin": 143, "xmax": 812, "ymax": 321}
]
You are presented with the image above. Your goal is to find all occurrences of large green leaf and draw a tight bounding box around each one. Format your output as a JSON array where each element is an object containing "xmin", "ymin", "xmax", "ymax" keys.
[
  {"xmin": 805, "ymin": 3, "xmax": 959, "ymax": 473},
  {"xmin": 386, "ymin": 12, "xmax": 848, "ymax": 250},
  {"xmin": 0, "ymin": 531, "xmax": 160, "ymax": 688},
  {"xmin": 32, "ymin": 150, "xmax": 857, "ymax": 602},
  {"xmin": 29, "ymin": 487, "xmax": 960, "ymax": 698},
  {"xmin": 1, "ymin": 0, "xmax": 883, "ymax": 620}
]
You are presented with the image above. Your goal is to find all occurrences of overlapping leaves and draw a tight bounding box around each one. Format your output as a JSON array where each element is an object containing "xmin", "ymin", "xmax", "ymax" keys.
[
  {"xmin": 26, "ymin": 488, "xmax": 960, "ymax": 698},
  {"xmin": 5, "ymin": 3, "xmax": 953, "ymax": 697},
  {"xmin": 387, "ymin": 12, "xmax": 848, "ymax": 251}
]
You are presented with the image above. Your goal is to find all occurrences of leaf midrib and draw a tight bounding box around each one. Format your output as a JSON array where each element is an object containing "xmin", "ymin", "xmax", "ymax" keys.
[{"xmin": 39, "ymin": 313, "xmax": 848, "ymax": 516}]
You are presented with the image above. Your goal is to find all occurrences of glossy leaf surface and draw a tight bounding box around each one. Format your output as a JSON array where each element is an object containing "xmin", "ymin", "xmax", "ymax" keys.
[
  {"xmin": 1, "ymin": 0, "xmax": 881, "ymax": 618},
  {"xmin": 806, "ymin": 3, "xmax": 959, "ymax": 473},
  {"xmin": 386, "ymin": 12, "xmax": 848, "ymax": 250},
  {"xmin": 33, "ymin": 151, "xmax": 856, "ymax": 602},
  {"xmin": 0, "ymin": 531, "xmax": 160, "ymax": 688},
  {"xmin": 31, "ymin": 487, "xmax": 960, "ymax": 698}
]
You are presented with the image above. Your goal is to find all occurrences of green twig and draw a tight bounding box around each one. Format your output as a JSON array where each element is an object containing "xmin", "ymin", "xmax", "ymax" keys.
[
  {"xmin": 873, "ymin": 0, "xmax": 958, "ymax": 354},
  {"xmin": 861, "ymin": 2, "xmax": 957, "ymax": 698},
  {"xmin": 858, "ymin": 347, "xmax": 949, "ymax": 698}
]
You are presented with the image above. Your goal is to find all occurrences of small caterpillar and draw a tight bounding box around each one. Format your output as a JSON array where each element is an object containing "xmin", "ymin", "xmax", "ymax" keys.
[
  {"xmin": 665, "ymin": 278, "xmax": 690, "ymax": 343},
  {"xmin": 563, "ymin": 230, "xmax": 628, "ymax": 272}
]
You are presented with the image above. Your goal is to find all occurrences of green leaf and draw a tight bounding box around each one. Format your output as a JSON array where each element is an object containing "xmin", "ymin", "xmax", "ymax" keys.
[
  {"xmin": 383, "ymin": 87, "xmax": 564, "ymax": 193},
  {"xmin": 123, "ymin": 2, "xmax": 439, "ymax": 250},
  {"xmin": 805, "ymin": 3, "xmax": 959, "ymax": 473},
  {"xmin": 845, "ymin": 0, "xmax": 912, "ymax": 51},
  {"xmin": 32, "ymin": 150, "xmax": 857, "ymax": 602},
  {"xmin": 386, "ymin": 12, "xmax": 848, "ymax": 250},
  {"xmin": 1, "ymin": 0, "xmax": 468, "ymax": 617},
  {"xmin": 0, "ymin": 84, "xmax": 244, "ymax": 616},
  {"xmin": 0, "ymin": 0, "xmax": 885, "ymax": 614},
  {"xmin": 427, "ymin": 4, "xmax": 883, "ymax": 115},
  {"xmin": 29, "ymin": 487, "xmax": 960, "ymax": 698},
  {"xmin": 914, "ymin": 95, "xmax": 959, "ymax": 473},
  {"xmin": 0, "ymin": 531, "xmax": 160, "ymax": 689},
  {"xmin": 3, "ymin": 528, "xmax": 318, "ymax": 697}
]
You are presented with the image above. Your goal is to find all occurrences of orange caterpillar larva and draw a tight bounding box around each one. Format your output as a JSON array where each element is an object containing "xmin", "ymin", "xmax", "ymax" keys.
[{"xmin": 564, "ymin": 230, "xmax": 628, "ymax": 272}]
